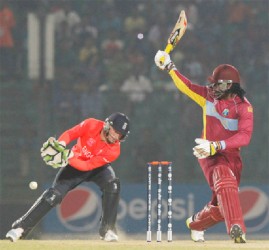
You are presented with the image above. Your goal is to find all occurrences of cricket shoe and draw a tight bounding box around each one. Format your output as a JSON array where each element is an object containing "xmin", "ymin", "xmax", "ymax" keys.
[
  {"xmin": 6, "ymin": 228, "xmax": 24, "ymax": 242},
  {"xmin": 186, "ymin": 216, "xmax": 205, "ymax": 242},
  {"xmin": 100, "ymin": 230, "xmax": 119, "ymax": 242},
  {"xmin": 230, "ymin": 224, "xmax": 246, "ymax": 243}
]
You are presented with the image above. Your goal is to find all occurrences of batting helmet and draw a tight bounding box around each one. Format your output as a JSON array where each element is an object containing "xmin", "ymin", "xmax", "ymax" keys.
[
  {"xmin": 104, "ymin": 112, "xmax": 130, "ymax": 141},
  {"xmin": 208, "ymin": 64, "xmax": 240, "ymax": 84}
]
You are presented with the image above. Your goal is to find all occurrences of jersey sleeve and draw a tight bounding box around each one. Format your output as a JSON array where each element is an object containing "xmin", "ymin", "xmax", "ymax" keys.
[
  {"xmin": 223, "ymin": 104, "xmax": 254, "ymax": 149},
  {"xmin": 169, "ymin": 69, "xmax": 207, "ymax": 107},
  {"xmin": 57, "ymin": 119, "xmax": 91, "ymax": 145}
]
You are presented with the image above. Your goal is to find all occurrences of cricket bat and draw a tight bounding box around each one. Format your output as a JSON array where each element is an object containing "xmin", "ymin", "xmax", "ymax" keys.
[{"xmin": 160, "ymin": 10, "xmax": 187, "ymax": 65}]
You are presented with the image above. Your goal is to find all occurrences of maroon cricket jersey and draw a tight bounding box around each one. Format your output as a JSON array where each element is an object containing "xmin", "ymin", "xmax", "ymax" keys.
[
  {"xmin": 169, "ymin": 69, "xmax": 253, "ymax": 152},
  {"xmin": 169, "ymin": 69, "xmax": 254, "ymax": 190}
]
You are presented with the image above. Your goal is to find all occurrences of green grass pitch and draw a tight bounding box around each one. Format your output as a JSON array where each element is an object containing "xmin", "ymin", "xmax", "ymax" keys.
[{"xmin": 1, "ymin": 240, "xmax": 269, "ymax": 250}]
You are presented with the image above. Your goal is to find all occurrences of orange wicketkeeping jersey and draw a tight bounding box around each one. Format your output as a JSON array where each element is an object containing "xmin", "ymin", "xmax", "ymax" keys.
[{"xmin": 58, "ymin": 118, "xmax": 120, "ymax": 171}]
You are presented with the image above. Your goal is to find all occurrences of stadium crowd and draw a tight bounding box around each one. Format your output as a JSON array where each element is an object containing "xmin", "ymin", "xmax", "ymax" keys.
[{"xmin": 0, "ymin": 0, "xmax": 268, "ymax": 183}]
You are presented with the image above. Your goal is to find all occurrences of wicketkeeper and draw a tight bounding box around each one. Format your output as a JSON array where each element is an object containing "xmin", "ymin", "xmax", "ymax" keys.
[
  {"xmin": 155, "ymin": 51, "xmax": 253, "ymax": 243},
  {"xmin": 6, "ymin": 112, "xmax": 130, "ymax": 242}
]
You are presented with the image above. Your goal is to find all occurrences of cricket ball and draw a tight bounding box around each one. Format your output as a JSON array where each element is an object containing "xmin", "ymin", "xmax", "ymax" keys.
[{"xmin": 29, "ymin": 181, "xmax": 38, "ymax": 190}]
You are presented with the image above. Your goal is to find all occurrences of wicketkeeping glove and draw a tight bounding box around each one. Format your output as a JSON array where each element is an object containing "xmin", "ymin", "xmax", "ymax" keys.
[
  {"xmin": 193, "ymin": 138, "xmax": 222, "ymax": 159},
  {"xmin": 46, "ymin": 149, "xmax": 74, "ymax": 168},
  {"xmin": 154, "ymin": 50, "xmax": 175, "ymax": 71},
  {"xmin": 40, "ymin": 137, "xmax": 73, "ymax": 168}
]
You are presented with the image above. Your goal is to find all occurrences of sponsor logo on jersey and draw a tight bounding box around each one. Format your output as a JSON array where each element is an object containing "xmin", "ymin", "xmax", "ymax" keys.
[
  {"xmin": 222, "ymin": 108, "xmax": 229, "ymax": 116},
  {"xmin": 82, "ymin": 146, "xmax": 94, "ymax": 158},
  {"xmin": 87, "ymin": 138, "xmax": 96, "ymax": 147}
]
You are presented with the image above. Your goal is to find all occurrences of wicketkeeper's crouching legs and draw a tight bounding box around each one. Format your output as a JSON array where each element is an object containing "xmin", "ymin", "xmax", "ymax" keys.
[
  {"xmin": 6, "ymin": 187, "xmax": 63, "ymax": 241},
  {"xmin": 99, "ymin": 178, "xmax": 120, "ymax": 240}
]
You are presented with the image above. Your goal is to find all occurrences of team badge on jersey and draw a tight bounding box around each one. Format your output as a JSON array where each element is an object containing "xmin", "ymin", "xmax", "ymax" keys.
[
  {"xmin": 222, "ymin": 108, "xmax": 229, "ymax": 116},
  {"xmin": 248, "ymin": 106, "xmax": 253, "ymax": 113},
  {"xmin": 87, "ymin": 138, "xmax": 96, "ymax": 146}
]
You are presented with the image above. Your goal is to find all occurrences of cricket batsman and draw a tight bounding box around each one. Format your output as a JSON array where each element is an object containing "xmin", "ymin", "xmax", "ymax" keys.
[
  {"xmin": 6, "ymin": 112, "xmax": 130, "ymax": 242},
  {"xmin": 155, "ymin": 51, "xmax": 253, "ymax": 243}
]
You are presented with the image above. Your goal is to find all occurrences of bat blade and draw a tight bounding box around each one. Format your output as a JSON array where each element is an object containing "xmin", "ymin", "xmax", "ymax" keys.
[
  {"xmin": 160, "ymin": 10, "xmax": 187, "ymax": 65},
  {"xmin": 165, "ymin": 10, "xmax": 187, "ymax": 53}
]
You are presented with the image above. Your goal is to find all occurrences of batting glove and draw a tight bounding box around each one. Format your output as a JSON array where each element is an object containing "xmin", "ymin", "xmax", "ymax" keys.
[
  {"xmin": 193, "ymin": 138, "xmax": 222, "ymax": 159},
  {"xmin": 154, "ymin": 50, "xmax": 175, "ymax": 71}
]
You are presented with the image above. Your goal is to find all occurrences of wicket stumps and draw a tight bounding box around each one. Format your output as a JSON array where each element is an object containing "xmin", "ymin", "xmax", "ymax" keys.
[{"xmin": 147, "ymin": 161, "xmax": 172, "ymax": 242}]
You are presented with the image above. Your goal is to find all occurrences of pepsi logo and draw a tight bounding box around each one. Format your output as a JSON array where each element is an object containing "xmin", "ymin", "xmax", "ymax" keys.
[
  {"xmin": 57, "ymin": 186, "xmax": 102, "ymax": 232},
  {"xmin": 239, "ymin": 186, "xmax": 269, "ymax": 232}
]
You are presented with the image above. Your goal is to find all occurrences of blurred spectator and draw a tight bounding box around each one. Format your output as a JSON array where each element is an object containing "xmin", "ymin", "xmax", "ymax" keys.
[
  {"xmin": 51, "ymin": 1, "xmax": 81, "ymax": 33},
  {"xmin": 18, "ymin": 116, "xmax": 37, "ymax": 177},
  {"xmin": 101, "ymin": 50, "xmax": 130, "ymax": 92},
  {"xmin": 51, "ymin": 0, "xmax": 81, "ymax": 58},
  {"xmin": 120, "ymin": 63, "xmax": 152, "ymax": 114},
  {"xmin": 75, "ymin": 33, "xmax": 102, "ymax": 120},
  {"xmin": 55, "ymin": 39, "xmax": 78, "ymax": 72},
  {"xmin": 185, "ymin": 2, "xmax": 198, "ymax": 30},
  {"xmin": 126, "ymin": 44, "xmax": 146, "ymax": 67},
  {"xmin": 78, "ymin": 75, "xmax": 103, "ymax": 120},
  {"xmin": 101, "ymin": 29, "xmax": 124, "ymax": 59},
  {"xmin": 55, "ymin": 19, "xmax": 75, "ymax": 47},
  {"xmin": 150, "ymin": 64, "xmax": 177, "ymax": 92},
  {"xmin": 0, "ymin": 0, "xmax": 15, "ymax": 75},
  {"xmin": 184, "ymin": 54, "xmax": 204, "ymax": 83},
  {"xmin": 124, "ymin": 7, "xmax": 146, "ymax": 33},
  {"xmin": 124, "ymin": 6, "xmax": 147, "ymax": 40},
  {"xmin": 98, "ymin": 6, "xmax": 122, "ymax": 40},
  {"xmin": 79, "ymin": 35, "xmax": 99, "ymax": 66},
  {"xmin": 147, "ymin": 12, "xmax": 169, "ymax": 52},
  {"xmin": 227, "ymin": 1, "xmax": 252, "ymax": 26},
  {"xmin": 74, "ymin": 15, "xmax": 98, "ymax": 46},
  {"xmin": 132, "ymin": 127, "xmax": 163, "ymax": 182}
]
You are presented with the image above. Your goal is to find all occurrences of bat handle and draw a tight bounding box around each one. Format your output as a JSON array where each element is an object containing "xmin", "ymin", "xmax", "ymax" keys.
[
  {"xmin": 159, "ymin": 44, "xmax": 173, "ymax": 65},
  {"xmin": 164, "ymin": 44, "xmax": 173, "ymax": 54}
]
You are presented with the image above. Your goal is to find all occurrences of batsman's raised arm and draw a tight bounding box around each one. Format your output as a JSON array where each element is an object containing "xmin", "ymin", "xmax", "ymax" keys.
[{"xmin": 154, "ymin": 50, "xmax": 207, "ymax": 107}]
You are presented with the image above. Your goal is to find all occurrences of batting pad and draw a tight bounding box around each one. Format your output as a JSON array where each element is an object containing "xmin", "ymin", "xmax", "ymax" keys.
[
  {"xmin": 188, "ymin": 204, "xmax": 224, "ymax": 231},
  {"xmin": 213, "ymin": 165, "xmax": 246, "ymax": 234}
]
